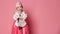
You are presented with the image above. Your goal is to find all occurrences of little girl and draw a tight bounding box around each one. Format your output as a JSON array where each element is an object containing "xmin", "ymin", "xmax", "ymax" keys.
[{"xmin": 12, "ymin": 2, "xmax": 29, "ymax": 34}]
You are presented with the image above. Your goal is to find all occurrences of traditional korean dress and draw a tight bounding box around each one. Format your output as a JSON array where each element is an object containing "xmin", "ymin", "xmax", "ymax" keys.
[{"xmin": 12, "ymin": 11, "xmax": 29, "ymax": 34}]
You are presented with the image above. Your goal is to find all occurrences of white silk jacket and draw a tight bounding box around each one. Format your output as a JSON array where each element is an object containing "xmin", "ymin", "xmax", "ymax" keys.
[{"xmin": 13, "ymin": 11, "xmax": 27, "ymax": 27}]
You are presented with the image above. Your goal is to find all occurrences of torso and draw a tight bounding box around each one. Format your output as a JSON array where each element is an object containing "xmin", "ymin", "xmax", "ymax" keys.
[{"xmin": 15, "ymin": 11, "xmax": 27, "ymax": 27}]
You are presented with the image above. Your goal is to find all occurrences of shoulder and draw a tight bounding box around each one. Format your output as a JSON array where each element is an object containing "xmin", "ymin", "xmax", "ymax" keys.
[
  {"xmin": 22, "ymin": 11, "xmax": 27, "ymax": 14},
  {"xmin": 14, "ymin": 11, "xmax": 19, "ymax": 14},
  {"xmin": 15, "ymin": 11, "xmax": 19, "ymax": 13}
]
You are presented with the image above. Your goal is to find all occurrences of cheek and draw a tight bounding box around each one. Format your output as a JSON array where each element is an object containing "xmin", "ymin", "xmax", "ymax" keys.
[{"xmin": 17, "ymin": 8, "xmax": 20, "ymax": 10}]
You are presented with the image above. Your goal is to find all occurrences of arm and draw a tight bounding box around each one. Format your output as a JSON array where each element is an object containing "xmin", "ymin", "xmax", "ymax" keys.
[
  {"xmin": 19, "ymin": 11, "xmax": 27, "ymax": 21},
  {"xmin": 13, "ymin": 12, "xmax": 19, "ymax": 20},
  {"xmin": 23, "ymin": 12, "xmax": 27, "ymax": 20}
]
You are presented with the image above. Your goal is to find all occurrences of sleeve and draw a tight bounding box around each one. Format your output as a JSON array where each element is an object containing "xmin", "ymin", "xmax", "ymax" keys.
[
  {"xmin": 13, "ymin": 12, "xmax": 19, "ymax": 20},
  {"xmin": 20, "ymin": 11, "xmax": 27, "ymax": 20}
]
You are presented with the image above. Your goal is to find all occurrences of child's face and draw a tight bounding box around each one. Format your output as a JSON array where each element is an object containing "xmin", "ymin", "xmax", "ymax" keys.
[{"xmin": 16, "ymin": 6, "xmax": 23, "ymax": 11}]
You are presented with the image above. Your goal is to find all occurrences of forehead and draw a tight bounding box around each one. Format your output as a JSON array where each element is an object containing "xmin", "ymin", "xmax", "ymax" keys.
[{"xmin": 16, "ymin": 6, "xmax": 23, "ymax": 8}]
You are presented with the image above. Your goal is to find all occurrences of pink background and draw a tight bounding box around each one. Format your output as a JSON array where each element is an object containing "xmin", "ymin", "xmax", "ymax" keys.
[{"xmin": 0, "ymin": 0, "xmax": 60, "ymax": 34}]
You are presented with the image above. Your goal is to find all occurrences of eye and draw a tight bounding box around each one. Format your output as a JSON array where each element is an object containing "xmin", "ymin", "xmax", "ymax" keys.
[{"xmin": 16, "ymin": 7, "xmax": 19, "ymax": 9}]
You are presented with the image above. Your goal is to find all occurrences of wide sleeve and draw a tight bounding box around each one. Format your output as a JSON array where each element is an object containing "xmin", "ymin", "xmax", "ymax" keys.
[
  {"xmin": 20, "ymin": 11, "xmax": 27, "ymax": 21},
  {"xmin": 13, "ymin": 12, "xmax": 19, "ymax": 20}
]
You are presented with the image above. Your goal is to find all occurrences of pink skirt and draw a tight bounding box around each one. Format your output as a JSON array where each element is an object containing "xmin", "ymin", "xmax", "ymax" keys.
[{"xmin": 11, "ymin": 21, "xmax": 29, "ymax": 34}]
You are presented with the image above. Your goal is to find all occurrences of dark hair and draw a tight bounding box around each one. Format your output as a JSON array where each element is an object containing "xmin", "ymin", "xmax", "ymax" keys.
[{"xmin": 21, "ymin": 5, "xmax": 23, "ymax": 8}]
